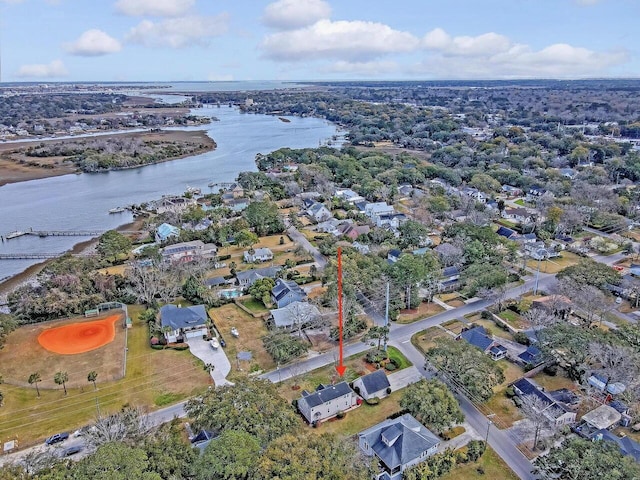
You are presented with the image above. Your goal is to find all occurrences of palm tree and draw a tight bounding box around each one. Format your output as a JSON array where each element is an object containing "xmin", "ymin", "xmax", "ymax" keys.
[
  {"xmin": 28, "ymin": 372, "xmax": 41, "ymax": 397},
  {"xmin": 87, "ymin": 371, "xmax": 98, "ymax": 391},
  {"xmin": 54, "ymin": 371, "xmax": 69, "ymax": 395}
]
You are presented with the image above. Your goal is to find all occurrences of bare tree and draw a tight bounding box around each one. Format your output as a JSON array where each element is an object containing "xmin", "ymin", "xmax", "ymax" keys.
[
  {"xmin": 85, "ymin": 405, "xmax": 152, "ymax": 449},
  {"xmin": 588, "ymin": 342, "xmax": 640, "ymax": 386},
  {"xmin": 519, "ymin": 394, "xmax": 560, "ymax": 450},
  {"xmin": 126, "ymin": 261, "xmax": 180, "ymax": 306}
]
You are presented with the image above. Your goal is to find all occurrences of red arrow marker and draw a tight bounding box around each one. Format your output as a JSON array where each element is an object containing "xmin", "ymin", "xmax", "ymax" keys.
[{"xmin": 336, "ymin": 246, "xmax": 346, "ymax": 377}]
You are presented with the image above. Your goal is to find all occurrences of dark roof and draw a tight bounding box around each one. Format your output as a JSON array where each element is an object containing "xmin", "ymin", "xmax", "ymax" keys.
[
  {"xmin": 512, "ymin": 378, "xmax": 569, "ymax": 414},
  {"xmin": 610, "ymin": 400, "xmax": 629, "ymax": 414},
  {"xmin": 204, "ymin": 276, "xmax": 230, "ymax": 287},
  {"xmin": 490, "ymin": 345, "xmax": 507, "ymax": 355},
  {"xmin": 548, "ymin": 388, "xmax": 579, "ymax": 405},
  {"xmin": 460, "ymin": 326, "xmax": 493, "ymax": 351},
  {"xmin": 518, "ymin": 345, "xmax": 542, "ymax": 365},
  {"xmin": 272, "ymin": 278, "xmax": 306, "ymax": 301},
  {"xmin": 388, "ymin": 249, "xmax": 402, "ymax": 258},
  {"xmin": 160, "ymin": 304, "xmax": 208, "ymax": 331},
  {"xmin": 496, "ymin": 226, "xmax": 516, "ymax": 239},
  {"xmin": 359, "ymin": 414, "xmax": 440, "ymax": 470},
  {"xmin": 299, "ymin": 382, "xmax": 353, "ymax": 408},
  {"xmin": 358, "ymin": 370, "xmax": 390, "ymax": 394},
  {"xmin": 236, "ymin": 266, "xmax": 282, "ymax": 283},
  {"xmin": 442, "ymin": 266, "xmax": 460, "ymax": 277},
  {"xmin": 592, "ymin": 429, "xmax": 640, "ymax": 462}
]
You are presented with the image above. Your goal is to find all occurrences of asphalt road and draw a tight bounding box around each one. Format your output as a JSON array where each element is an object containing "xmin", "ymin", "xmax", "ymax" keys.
[{"xmin": 287, "ymin": 226, "xmax": 327, "ymax": 268}]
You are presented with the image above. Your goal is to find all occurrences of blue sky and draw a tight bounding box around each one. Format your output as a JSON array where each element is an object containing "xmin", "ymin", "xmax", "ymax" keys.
[{"xmin": 1, "ymin": 0, "xmax": 638, "ymax": 82}]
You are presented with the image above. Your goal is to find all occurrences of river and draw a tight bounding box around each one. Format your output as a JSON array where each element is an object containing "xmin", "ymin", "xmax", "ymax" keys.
[{"xmin": 0, "ymin": 106, "xmax": 340, "ymax": 280}]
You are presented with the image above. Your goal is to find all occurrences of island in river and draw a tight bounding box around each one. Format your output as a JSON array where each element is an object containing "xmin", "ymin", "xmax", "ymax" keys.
[{"xmin": 0, "ymin": 129, "xmax": 216, "ymax": 186}]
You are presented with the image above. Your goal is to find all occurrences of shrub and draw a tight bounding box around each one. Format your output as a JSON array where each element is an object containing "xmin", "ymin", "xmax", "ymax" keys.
[
  {"xmin": 466, "ymin": 440, "xmax": 486, "ymax": 462},
  {"xmin": 336, "ymin": 411, "xmax": 346, "ymax": 419},
  {"xmin": 476, "ymin": 466, "xmax": 485, "ymax": 475},
  {"xmin": 543, "ymin": 364, "xmax": 558, "ymax": 376},
  {"xmin": 150, "ymin": 344, "xmax": 165, "ymax": 350},
  {"xmin": 514, "ymin": 332, "xmax": 530, "ymax": 345},
  {"xmin": 217, "ymin": 254, "xmax": 231, "ymax": 261},
  {"xmin": 366, "ymin": 349, "xmax": 386, "ymax": 364},
  {"xmin": 291, "ymin": 399, "xmax": 298, "ymax": 409},
  {"xmin": 386, "ymin": 387, "xmax": 392, "ymax": 395},
  {"xmin": 385, "ymin": 363, "xmax": 397, "ymax": 371},
  {"xmin": 365, "ymin": 397, "xmax": 380, "ymax": 405},
  {"xmin": 481, "ymin": 310, "xmax": 492, "ymax": 320},
  {"xmin": 504, "ymin": 386, "xmax": 515, "ymax": 398}
]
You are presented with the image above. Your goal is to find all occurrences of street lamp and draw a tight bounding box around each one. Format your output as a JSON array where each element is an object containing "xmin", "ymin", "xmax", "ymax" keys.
[{"xmin": 485, "ymin": 414, "xmax": 496, "ymax": 443}]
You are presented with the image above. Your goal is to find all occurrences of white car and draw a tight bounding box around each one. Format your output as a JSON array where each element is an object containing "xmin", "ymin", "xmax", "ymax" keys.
[{"xmin": 210, "ymin": 338, "xmax": 220, "ymax": 349}]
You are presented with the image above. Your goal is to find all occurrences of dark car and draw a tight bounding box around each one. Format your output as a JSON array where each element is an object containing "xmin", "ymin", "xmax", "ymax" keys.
[
  {"xmin": 219, "ymin": 338, "xmax": 226, "ymax": 348},
  {"xmin": 62, "ymin": 445, "xmax": 83, "ymax": 456},
  {"xmin": 45, "ymin": 432, "xmax": 69, "ymax": 445}
]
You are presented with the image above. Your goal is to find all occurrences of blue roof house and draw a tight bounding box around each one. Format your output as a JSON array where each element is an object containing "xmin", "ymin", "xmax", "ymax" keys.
[
  {"xmin": 155, "ymin": 223, "xmax": 180, "ymax": 243},
  {"xmin": 159, "ymin": 304, "xmax": 209, "ymax": 343}
]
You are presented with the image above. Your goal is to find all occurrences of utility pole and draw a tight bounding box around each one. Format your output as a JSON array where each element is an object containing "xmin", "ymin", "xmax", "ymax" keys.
[{"xmin": 533, "ymin": 257, "xmax": 542, "ymax": 295}]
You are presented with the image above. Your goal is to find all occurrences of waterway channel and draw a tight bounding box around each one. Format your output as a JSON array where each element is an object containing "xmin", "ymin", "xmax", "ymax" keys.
[{"xmin": 0, "ymin": 106, "xmax": 340, "ymax": 280}]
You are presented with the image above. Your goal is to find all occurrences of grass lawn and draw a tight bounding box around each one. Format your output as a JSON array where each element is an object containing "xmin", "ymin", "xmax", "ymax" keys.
[
  {"xmin": 483, "ymin": 390, "xmax": 523, "ymax": 428},
  {"xmin": 440, "ymin": 446, "xmax": 519, "ymax": 480},
  {"xmin": 386, "ymin": 346, "xmax": 413, "ymax": 369},
  {"xmin": 497, "ymin": 360, "xmax": 525, "ymax": 388},
  {"xmin": 412, "ymin": 327, "xmax": 453, "ymax": 354},
  {"xmin": 471, "ymin": 318, "xmax": 515, "ymax": 342},
  {"xmin": 438, "ymin": 292, "xmax": 461, "ymax": 302},
  {"xmin": 514, "ymin": 199, "xmax": 526, "ymax": 206},
  {"xmin": 531, "ymin": 372, "xmax": 577, "ymax": 392},
  {"xmin": 311, "ymin": 391, "xmax": 404, "ymax": 437},
  {"xmin": 526, "ymin": 251, "xmax": 582, "ymax": 274},
  {"xmin": 396, "ymin": 302, "xmax": 445, "ymax": 324},
  {"xmin": 497, "ymin": 309, "xmax": 528, "ymax": 330},
  {"xmin": 441, "ymin": 319, "xmax": 466, "ymax": 335},
  {"xmin": 209, "ymin": 303, "xmax": 275, "ymax": 376},
  {"xmin": 0, "ymin": 305, "xmax": 211, "ymax": 447},
  {"xmin": 239, "ymin": 297, "xmax": 269, "ymax": 314}
]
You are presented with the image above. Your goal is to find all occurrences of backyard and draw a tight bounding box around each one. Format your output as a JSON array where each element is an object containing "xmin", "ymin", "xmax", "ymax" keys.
[
  {"xmin": 440, "ymin": 446, "xmax": 519, "ymax": 480},
  {"xmin": 526, "ymin": 251, "xmax": 582, "ymax": 274},
  {"xmin": 396, "ymin": 301, "xmax": 446, "ymax": 324},
  {"xmin": 412, "ymin": 326, "xmax": 454, "ymax": 353}
]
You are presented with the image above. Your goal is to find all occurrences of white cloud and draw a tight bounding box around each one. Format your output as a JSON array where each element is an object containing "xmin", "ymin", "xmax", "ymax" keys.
[
  {"xmin": 125, "ymin": 14, "xmax": 229, "ymax": 48},
  {"xmin": 65, "ymin": 29, "xmax": 122, "ymax": 56},
  {"xmin": 412, "ymin": 36, "xmax": 628, "ymax": 79},
  {"xmin": 323, "ymin": 60, "xmax": 399, "ymax": 76},
  {"xmin": 262, "ymin": 19, "xmax": 419, "ymax": 61},
  {"xmin": 262, "ymin": 0, "xmax": 331, "ymax": 30},
  {"xmin": 423, "ymin": 28, "xmax": 512, "ymax": 57},
  {"xmin": 16, "ymin": 59, "xmax": 68, "ymax": 78},
  {"xmin": 115, "ymin": 0, "xmax": 194, "ymax": 17}
]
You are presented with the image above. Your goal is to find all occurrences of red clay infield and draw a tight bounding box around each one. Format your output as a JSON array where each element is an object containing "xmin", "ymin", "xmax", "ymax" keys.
[{"xmin": 37, "ymin": 315, "xmax": 121, "ymax": 355}]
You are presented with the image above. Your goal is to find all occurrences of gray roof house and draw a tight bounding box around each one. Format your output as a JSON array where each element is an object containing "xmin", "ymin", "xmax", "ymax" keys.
[
  {"xmin": 297, "ymin": 382, "xmax": 358, "ymax": 424},
  {"xmin": 271, "ymin": 278, "xmax": 307, "ymax": 308},
  {"xmin": 159, "ymin": 304, "xmax": 209, "ymax": 343},
  {"xmin": 358, "ymin": 413, "xmax": 440, "ymax": 480},
  {"xmin": 306, "ymin": 202, "xmax": 332, "ymax": 223},
  {"xmin": 243, "ymin": 247, "xmax": 273, "ymax": 263},
  {"xmin": 512, "ymin": 378, "xmax": 577, "ymax": 427},
  {"xmin": 236, "ymin": 266, "xmax": 282, "ymax": 288},
  {"xmin": 270, "ymin": 301, "xmax": 321, "ymax": 329},
  {"xmin": 352, "ymin": 369, "xmax": 391, "ymax": 401},
  {"xmin": 459, "ymin": 326, "xmax": 506, "ymax": 360}
]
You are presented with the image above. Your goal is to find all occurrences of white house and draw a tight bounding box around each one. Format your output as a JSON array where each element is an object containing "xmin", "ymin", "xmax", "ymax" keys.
[
  {"xmin": 297, "ymin": 382, "xmax": 358, "ymax": 424},
  {"xmin": 358, "ymin": 414, "xmax": 440, "ymax": 480},
  {"xmin": 161, "ymin": 240, "xmax": 217, "ymax": 264},
  {"xmin": 243, "ymin": 247, "xmax": 273, "ymax": 263},
  {"xmin": 306, "ymin": 202, "xmax": 332, "ymax": 223},
  {"xmin": 365, "ymin": 202, "xmax": 394, "ymax": 219},
  {"xmin": 270, "ymin": 301, "xmax": 321, "ymax": 329},
  {"xmin": 352, "ymin": 370, "xmax": 391, "ymax": 401}
]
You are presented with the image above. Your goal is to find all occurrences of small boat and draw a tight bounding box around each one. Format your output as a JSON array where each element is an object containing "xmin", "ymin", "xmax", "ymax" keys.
[
  {"xmin": 108, "ymin": 207, "xmax": 126, "ymax": 214},
  {"xmin": 230, "ymin": 327, "xmax": 239, "ymax": 338},
  {"xmin": 185, "ymin": 186, "xmax": 201, "ymax": 196}
]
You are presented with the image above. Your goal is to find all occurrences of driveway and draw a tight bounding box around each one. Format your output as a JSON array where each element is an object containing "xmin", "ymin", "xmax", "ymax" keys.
[
  {"xmin": 387, "ymin": 365, "xmax": 423, "ymax": 391},
  {"xmin": 186, "ymin": 337, "xmax": 233, "ymax": 387},
  {"xmin": 287, "ymin": 226, "xmax": 327, "ymax": 268}
]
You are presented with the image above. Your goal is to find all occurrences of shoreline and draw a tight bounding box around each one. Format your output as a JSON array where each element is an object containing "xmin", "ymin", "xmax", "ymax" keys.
[
  {"xmin": 0, "ymin": 217, "xmax": 147, "ymax": 298},
  {"xmin": 0, "ymin": 129, "xmax": 215, "ymax": 187}
]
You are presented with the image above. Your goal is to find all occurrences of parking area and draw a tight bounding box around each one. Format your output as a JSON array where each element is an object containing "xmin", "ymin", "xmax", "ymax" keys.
[{"xmin": 186, "ymin": 337, "xmax": 233, "ymax": 387}]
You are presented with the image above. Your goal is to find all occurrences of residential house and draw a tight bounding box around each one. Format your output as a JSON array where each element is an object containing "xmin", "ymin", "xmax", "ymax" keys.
[
  {"xmin": 153, "ymin": 195, "xmax": 197, "ymax": 215},
  {"xmin": 376, "ymin": 213, "xmax": 407, "ymax": 229},
  {"xmin": 528, "ymin": 186, "xmax": 547, "ymax": 197},
  {"xmin": 155, "ymin": 223, "xmax": 180, "ymax": 243},
  {"xmin": 271, "ymin": 278, "xmax": 307, "ymax": 308},
  {"xmin": 559, "ymin": 168, "xmax": 577, "ymax": 179},
  {"xmin": 459, "ymin": 326, "xmax": 506, "ymax": 360},
  {"xmin": 225, "ymin": 198, "xmax": 250, "ymax": 212},
  {"xmin": 306, "ymin": 202, "xmax": 332, "ymax": 223},
  {"xmin": 439, "ymin": 266, "xmax": 460, "ymax": 292},
  {"xmin": 160, "ymin": 240, "xmax": 217, "ymax": 264},
  {"xmin": 501, "ymin": 185, "xmax": 523, "ymax": 197},
  {"xmin": 581, "ymin": 405, "xmax": 622, "ymax": 431},
  {"xmin": 204, "ymin": 276, "xmax": 232, "ymax": 289},
  {"xmin": 236, "ymin": 266, "xmax": 282, "ymax": 288},
  {"xmin": 525, "ymin": 241, "xmax": 559, "ymax": 261},
  {"xmin": 365, "ymin": 202, "xmax": 395, "ymax": 220},
  {"xmin": 316, "ymin": 218, "xmax": 341, "ymax": 234},
  {"xmin": 335, "ymin": 188, "xmax": 365, "ymax": 204},
  {"xmin": 159, "ymin": 304, "xmax": 209, "ymax": 343},
  {"xmin": 352, "ymin": 369, "xmax": 391, "ymax": 401},
  {"xmin": 590, "ymin": 429, "xmax": 640, "ymax": 462},
  {"xmin": 352, "ymin": 241, "xmax": 370, "ymax": 254},
  {"xmin": 227, "ymin": 183, "xmax": 244, "ymax": 198},
  {"xmin": 387, "ymin": 249, "xmax": 402, "ymax": 264},
  {"xmin": 518, "ymin": 345, "xmax": 543, "ymax": 366},
  {"xmin": 511, "ymin": 378, "xmax": 577, "ymax": 427},
  {"xmin": 358, "ymin": 414, "xmax": 440, "ymax": 480},
  {"xmin": 461, "ymin": 187, "xmax": 487, "ymax": 203},
  {"xmin": 243, "ymin": 247, "xmax": 274, "ymax": 263},
  {"xmin": 270, "ymin": 301, "xmax": 321, "ymax": 329},
  {"xmin": 496, "ymin": 226, "xmax": 518, "ymax": 240},
  {"xmin": 297, "ymin": 382, "xmax": 358, "ymax": 424},
  {"xmin": 519, "ymin": 233, "xmax": 538, "ymax": 244},
  {"xmin": 503, "ymin": 207, "xmax": 534, "ymax": 224}
]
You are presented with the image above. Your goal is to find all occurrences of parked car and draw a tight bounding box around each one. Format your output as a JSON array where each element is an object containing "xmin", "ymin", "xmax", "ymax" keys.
[
  {"xmin": 62, "ymin": 445, "xmax": 82, "ymax": 456},
  {"xmin": 45, "ymin": 432, "xmax": 69, "ymax": 445},
  {"xmin": 210, "ymin": 338, "xmax": 220, "ymax": 349},
  {"xmin": 219, "ymin": 338, "xmax": 226, "ymax": 348}
]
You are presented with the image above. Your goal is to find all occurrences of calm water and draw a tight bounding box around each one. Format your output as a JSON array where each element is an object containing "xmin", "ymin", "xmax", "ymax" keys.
[{"xmin": 0, "ymin": 106, "xmax": 339, "ymax": 279}]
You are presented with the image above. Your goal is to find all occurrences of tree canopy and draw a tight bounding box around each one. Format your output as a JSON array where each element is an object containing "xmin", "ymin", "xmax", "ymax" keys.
[{"xmin": 400, "ymin": 379, "xmax": 464, "ymax": 433}]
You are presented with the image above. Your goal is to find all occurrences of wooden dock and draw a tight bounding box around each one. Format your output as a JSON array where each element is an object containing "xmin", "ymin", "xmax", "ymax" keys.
[
  {"xmin": 2, "ymin": 230, "xmax": 139, "ymax": 241},
  {"xmin": 0, "ymin": 252, "xmax": 98, "ymax": 260}
]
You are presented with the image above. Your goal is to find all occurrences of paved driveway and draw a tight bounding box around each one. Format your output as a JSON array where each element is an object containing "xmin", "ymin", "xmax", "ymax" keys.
[
  {"xmin": 186, "ymin": 337, "xmax": 233, "ymax": 387},
  {"xmin": 387, "ymin": 364, "xmax": 423, "ymax": 391}
]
